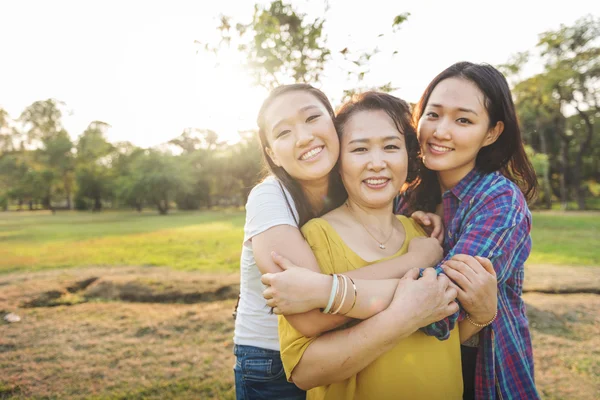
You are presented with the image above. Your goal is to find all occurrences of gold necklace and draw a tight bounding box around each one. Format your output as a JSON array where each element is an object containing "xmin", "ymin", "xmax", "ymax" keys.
[{"xmin": 345, "ymin": 202, "xmax": 394, "ymax": 250}]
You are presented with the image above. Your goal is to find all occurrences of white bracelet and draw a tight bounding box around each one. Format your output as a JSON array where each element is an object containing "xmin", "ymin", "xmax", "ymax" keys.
[
  {"xmin": 322, "ymin": 274, "xmax": 338, "ymax": 314},
  {"xmin": 332, "ymin": 275, "xmax": 349, "ymax": 315}
]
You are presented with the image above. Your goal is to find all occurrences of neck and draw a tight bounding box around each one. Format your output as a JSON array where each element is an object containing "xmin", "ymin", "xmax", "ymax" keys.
[
  {"xmin": 345, "ymin": 199, "xmax": 395, "ymax": 233},
  {"xmin": 299, "ymin": 175, "xmax": 330, "ymax": 213},
  {"xmin": 438, "ymin": 163, "xmax": 476, "ymax": 192}
]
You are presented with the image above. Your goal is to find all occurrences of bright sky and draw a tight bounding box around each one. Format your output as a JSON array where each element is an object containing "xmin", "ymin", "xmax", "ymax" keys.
[{"xmin": 1, "ymin": 0, "xmax": 598, "ymax": 147}]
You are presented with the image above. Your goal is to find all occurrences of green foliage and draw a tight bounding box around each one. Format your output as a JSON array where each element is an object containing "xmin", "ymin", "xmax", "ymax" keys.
[{"xmin": 508, "ymin": 14, "xmax": 600, "ymax": 210}]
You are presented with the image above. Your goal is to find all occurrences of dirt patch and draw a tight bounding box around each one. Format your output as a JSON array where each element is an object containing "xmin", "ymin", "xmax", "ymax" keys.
[
  {"xmin": 0, "ymin": 266, "xmax": 240, "ymax": 309},
  {"xmin": 524, "ymin": 265, "xmax": 600, "ymax": 294}
]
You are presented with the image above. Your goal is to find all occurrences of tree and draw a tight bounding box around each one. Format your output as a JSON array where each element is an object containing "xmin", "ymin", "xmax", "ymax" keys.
[
  {"xmin": 127, "ymin": 150, "xmax": 193, "ymax": 215},
  {"xmin": 75, "ymin": 121, "xmax": 114, "ymax": 211},
  {"xmin": 206, "ymin": 1, "xmax": 409, "ymax": 95},
  {"xmin": 536, "ymin": 15, "xmax": 600, "ymax": 209}
]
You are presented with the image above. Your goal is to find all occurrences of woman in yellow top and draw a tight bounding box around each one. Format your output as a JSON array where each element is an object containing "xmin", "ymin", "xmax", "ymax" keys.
[{"xmin": 274, "ymin": 92, "xmax": 464, "ymax": 399}]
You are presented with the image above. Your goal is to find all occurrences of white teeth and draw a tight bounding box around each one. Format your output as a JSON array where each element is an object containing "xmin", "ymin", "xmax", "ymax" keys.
[
  {"xmin": 300, "ymin": 146, "xmax": 323, "ymax": 160},
  {"xmin": 430, "ymin": 144, "xmax": 453, "ymax": 152},
  {"xmin": 365, "ymin": 178, "xmax": 388, "ymax": 185}
]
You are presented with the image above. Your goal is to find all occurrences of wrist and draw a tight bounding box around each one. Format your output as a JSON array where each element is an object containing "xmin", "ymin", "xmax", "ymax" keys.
[
  {"xmin": 466, "ymin": 308, "xmax": 497, "ymax": 327},
  {"xmin": 316, "ymin": 274, "xmax": 334, "ymax": 309}
]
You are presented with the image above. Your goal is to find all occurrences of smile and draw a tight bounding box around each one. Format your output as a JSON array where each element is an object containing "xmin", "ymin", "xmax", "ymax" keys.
[
  {"xmin": 299, "ymin": 146, "xmax": 324, "ymax": 161},
  {"xmin": 363, "ymin": 177, "xmax": 390, "ymax": 188},
  {"xmin": 429, "ymin": 143, "xmax": 454, "ymax": 153}
]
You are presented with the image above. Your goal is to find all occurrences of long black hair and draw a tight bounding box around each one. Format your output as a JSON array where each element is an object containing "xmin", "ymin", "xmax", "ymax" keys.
[
  {"xmin": 256, "ymin": 84, "xmax": 346, "ymax": 227},
  {"xmin": 407, "ymin": 61, "xmax": 538, "ymax": 213}
]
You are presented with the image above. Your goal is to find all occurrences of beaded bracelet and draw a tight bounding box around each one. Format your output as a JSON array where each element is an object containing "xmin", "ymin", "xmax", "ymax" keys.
[{"xmin": 466, "ymin": 309, "xmax": 498, "ymax": 328}]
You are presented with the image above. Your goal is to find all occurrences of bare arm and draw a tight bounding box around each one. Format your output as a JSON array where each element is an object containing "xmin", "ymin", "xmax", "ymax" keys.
[
  {"xmin": 256, "ymin": 228, "xmax": 443, "ymax": 337},
  {"xmin": 287, "ymin": 269, "xmax": 458, "ymax": 390}
]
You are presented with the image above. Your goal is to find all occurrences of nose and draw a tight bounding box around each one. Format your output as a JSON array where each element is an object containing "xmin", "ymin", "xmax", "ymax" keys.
[
  {"xmin": 295, "ymin": 125, "xmax": 315, "ymax": 148},
  {"xmin": 432, "ymin": 117, "xmax": 452, "ymax": 140},
  {"xmin": 368, "ymin": 149, "xmax": 386, "ymax": 172}
]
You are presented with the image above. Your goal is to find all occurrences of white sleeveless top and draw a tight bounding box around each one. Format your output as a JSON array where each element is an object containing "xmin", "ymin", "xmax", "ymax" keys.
[{"xmin": 233, "ymin": 176, "xmax": 299, "ymax": 351}]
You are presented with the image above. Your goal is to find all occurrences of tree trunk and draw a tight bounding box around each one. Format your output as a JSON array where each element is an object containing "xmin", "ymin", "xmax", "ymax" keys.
[
  {"xmin": 136, "ymin": 202, "xmax": 142, "ymax": 213},
  {"xmin": 573, "ymin": 107, "xmax": 595, "ymax": 210},
  {"xmin": 93, "ymin": 196, "xmax": 102, "ymax": 212},
  {"xmin": 538, "ymin": 127, "xmax": 552, "ymax": 209},
  {"xmin": 559, "ymin": 137, "xmax": 570, "ymax": 211},
  {"xmin": 29, "ymin": 200, "xmax": 34, "ymax": 211}
]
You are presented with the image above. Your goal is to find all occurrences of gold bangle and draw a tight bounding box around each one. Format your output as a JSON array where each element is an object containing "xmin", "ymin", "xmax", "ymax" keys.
[
  {"xmin": 328, "ymin": 275, "xmax": 343, "ymax": 314},
  {"xmin": 466, "ymin": 309, "xmax": 497, "ymax": 328},
  {"xmin": 340, "ymin": 276, "xmax": 357, "ymax": 316},
  {"xmin": 332, "ymin": 275, "xmax": 348, "ymax": 315}
]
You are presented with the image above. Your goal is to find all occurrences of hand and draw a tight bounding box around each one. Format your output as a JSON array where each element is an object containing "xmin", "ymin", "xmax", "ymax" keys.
[
  {"xmin": 261, "ymin": 252, "xmax": 331, "ymax": 315},
  {"xmin": 411, "ymin": 211, "xmax": 444, "ymax": 244},
  {"xmin": 407, "ymin": 237, "xmax": 444, "ymax": 268},
  {"xmin": 442, "ymin": 255, "xmax": 497, "ymax": 324},
  {"xmin": 386, "ymin": 268, "xmax": 458, "ymax": 332}
]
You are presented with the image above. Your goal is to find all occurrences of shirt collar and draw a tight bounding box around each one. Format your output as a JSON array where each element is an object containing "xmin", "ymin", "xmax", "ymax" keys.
[{"xmin": 443, "ymin": 168, "xmax": 483, "ymax": 202}]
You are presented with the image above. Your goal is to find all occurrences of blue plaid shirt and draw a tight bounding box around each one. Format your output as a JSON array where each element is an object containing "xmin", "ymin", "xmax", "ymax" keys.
[{"xmin": 397, "ymin": 169, "xmax": 540, "ymax": 400}]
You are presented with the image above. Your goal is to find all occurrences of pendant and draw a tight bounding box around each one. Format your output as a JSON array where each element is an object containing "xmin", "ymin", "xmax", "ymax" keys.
[{"xmin": 379, "ymin": 244, "xmax": 385, "ymax": 249}]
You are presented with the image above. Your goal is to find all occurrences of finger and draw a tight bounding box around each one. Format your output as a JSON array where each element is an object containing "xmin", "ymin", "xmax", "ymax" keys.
[
  {"xmin": 444, "ymin": 287, "xmax": 458, "ymax": 303},
  {"xmin": 261, "ymin": 273, "xmax": 274, "ymax": 286},
  {"xmin": 271, "ymin": 251, "xmax": 293, "ymax": 270},
  {"xmin": 262, "ymin": 287, "xmax": 274, "ymax": 300},
  {"xmin": 437, "ymin": 273, "xmax": 450, "ymax": 289},
  {"xmin": 442, "ymin": 266, "xmax": 471, "ymax": 291},
  {"xmin": 267, "ymin": 299, "xmax": 277, "ymax": 308},
  {"xmin": 447, "ymin": 301, "xmax": 460, "ymax": 315},
  {"xmin": 421, "ymin": 267, "xmax": 437, "ymax": 280},
  {"xmin": 451, "ymin": 254, "xmax": 484, "ymax": 275},
  {"xmin": 444, "ymin": 260, "xmax": 477, "ymax": 282},
  {"xmin": 448, "ymin": 281, "xmax": 466, "ymax": 298},
  {"xmin": 272, "ymin": 307, "xmax": 282, "ymax": 315},
  {"xmin": 430, "ymin": 216, "xmax": 442, "ymax": 240},
  {"xmin": 403, "ymin": 268, "xmax": 420, "ymax": 281},
  {"xmin": 411, "ymin": 211, "xmax": 430, "ymax": 225},
  {"xmin": 436, "ymin": 228, "xmax": 444, "ymax": 245},
  {"xmin": 474, "ymin": 256, "xmax": 497, "ymax": 276}
]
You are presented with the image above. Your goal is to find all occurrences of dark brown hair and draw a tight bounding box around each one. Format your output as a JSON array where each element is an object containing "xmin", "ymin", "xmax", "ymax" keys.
[
  {"xmin": 335, "ymin": 91, "xmax": 421, "ymax": 188},
  {"xmin": 256, "ymin": 84, "xmax": 346, "ymax": 227},
  {"xmin": 407, "ymin": 61, "xmax": 538, "ymax": 213}
]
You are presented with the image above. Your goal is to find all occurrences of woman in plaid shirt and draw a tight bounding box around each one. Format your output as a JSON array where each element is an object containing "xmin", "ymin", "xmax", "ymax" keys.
[{"xmin": 404, "ymin": 61, "xmax": 540, "ymax": 400}]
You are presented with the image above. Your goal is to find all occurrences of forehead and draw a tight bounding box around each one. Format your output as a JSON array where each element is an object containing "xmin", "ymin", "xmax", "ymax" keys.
[
  {"xmin": 428, "ymin": 77, "xmax": 486, "ymax": 112},
  {"xmin": 264, "ymin": 91, "xmax": 326, "ymax": 129},
  {"xmin": 342, "ymin": 109, "xmax": 401, "ymax": 141}
]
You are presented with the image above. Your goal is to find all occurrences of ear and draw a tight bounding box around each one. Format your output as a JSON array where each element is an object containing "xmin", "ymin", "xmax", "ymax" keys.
[
  {"xmin": 265, "ymin": 146, "xmax": 281, "ymax": 167},
  {"xmin": 483, "ymin": 121, "xmax": 504, "ymax": 147}
]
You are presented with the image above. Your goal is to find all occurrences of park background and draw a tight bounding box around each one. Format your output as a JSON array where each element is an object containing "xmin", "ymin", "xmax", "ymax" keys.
[{"xmin": 1, "ymin": 0, "xmax": 599, "ymax": 399}]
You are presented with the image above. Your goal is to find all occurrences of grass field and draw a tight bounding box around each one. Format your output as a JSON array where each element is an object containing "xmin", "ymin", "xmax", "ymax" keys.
[
  {"xmin": 1, "ymin": 209, "xmax": 598, "ymax": 274},
  {"xmin": 0, "ymin": 209, "xmax": 599, "ymax": 399}
]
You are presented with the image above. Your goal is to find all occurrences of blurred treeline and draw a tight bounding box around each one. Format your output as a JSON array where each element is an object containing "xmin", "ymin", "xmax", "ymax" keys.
[{"xmin": 0, "ymin": 2, "xmax": 598, "ymax": 213}]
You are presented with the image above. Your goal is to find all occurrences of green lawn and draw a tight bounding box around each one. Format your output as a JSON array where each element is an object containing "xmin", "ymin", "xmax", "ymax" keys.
[{"xmin": 0, "ymin": 209, "xmax": 598, "ymax": 274}]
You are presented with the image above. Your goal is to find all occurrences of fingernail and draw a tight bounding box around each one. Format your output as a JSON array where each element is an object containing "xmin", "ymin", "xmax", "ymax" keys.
[{"xmin": 271, "ymin": 251, "xmax": 278, "ymax": 257}]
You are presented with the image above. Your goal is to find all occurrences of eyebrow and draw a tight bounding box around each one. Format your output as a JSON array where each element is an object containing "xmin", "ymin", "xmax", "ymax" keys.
[
  {"xmin": 271, "ymin": 105, "xmax": 321, "ymax": 134},
  {"xmin": 429, "ymin": 103, "xmax": 478, "ymax": 116},
  {"xmin": 348, "ymin": 135, "xmax": 401, "ymax": 145}
]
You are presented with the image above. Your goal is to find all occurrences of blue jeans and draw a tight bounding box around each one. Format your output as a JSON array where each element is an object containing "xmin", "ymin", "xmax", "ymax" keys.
[{"xmin": 234, "ymin": 344, "xmax": 306, "ymax": 400}]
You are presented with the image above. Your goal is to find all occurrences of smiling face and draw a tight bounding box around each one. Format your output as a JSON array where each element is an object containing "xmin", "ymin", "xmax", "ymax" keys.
[
  {"xmin": 340, "ymin": 109, "xmax": 408, "ymax": 209},
  {"xmin": 262, "ymin": 90, "xmax": 339, "ymax": 183},
  {"xmin": 417, "ymin": 77, "xmax": 503, "ymax": 190}
]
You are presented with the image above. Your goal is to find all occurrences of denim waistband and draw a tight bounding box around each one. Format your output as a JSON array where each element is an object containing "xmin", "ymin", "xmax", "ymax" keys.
[{"xmin": 234, "ymin": 344, "xmax": 281, "ymax": 356}]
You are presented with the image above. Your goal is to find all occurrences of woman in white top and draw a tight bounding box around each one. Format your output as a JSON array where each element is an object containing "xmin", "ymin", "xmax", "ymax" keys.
[{"xmin": 233, "ymin": 84, "xmax": 450, "ymax": 400}]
